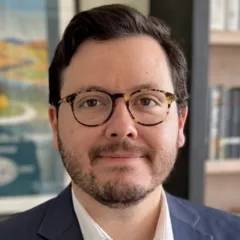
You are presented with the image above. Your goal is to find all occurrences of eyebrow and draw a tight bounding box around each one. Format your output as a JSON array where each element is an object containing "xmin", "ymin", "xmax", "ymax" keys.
[
  {"xmin": 74, "ymin": 83, "xmax": 160, "ymax": 93},
  {"xmin": 75, "ymin": 85, "xmax": 107, "ymax": 92},
  {"xmin": 129, "ymin": 83, "xmax": 160, "ymax": 92}
]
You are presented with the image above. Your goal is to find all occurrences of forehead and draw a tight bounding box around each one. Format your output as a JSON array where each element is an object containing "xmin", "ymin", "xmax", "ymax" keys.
[{"xmin": 61, "ymin": 35, "xmax": 173, "ymax": 96}]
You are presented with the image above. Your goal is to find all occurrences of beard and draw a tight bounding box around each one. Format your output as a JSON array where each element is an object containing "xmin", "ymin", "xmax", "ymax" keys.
[{"xmin": 58, "ymin": 133, "xmax": 178, "ymax": 209}]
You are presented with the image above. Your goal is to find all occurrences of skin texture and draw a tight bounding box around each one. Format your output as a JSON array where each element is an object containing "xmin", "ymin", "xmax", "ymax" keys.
[{"xmin": 49, "ymin": 35, "xmax": 188, "ymax": 240}]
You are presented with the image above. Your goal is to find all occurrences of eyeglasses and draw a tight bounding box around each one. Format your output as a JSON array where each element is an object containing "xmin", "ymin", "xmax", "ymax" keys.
[{"xmin": 57, "ymin": 88, "xmax": 177, "ymax": 127}]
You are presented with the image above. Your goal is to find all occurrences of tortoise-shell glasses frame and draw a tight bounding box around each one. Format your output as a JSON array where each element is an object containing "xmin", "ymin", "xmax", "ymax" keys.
[{"xmin": 57, "ymin": 88, "xmax": 178, "ymax": 127}]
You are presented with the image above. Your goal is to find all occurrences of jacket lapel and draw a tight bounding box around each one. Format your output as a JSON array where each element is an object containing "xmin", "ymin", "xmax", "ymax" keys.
[
  {"xmin": 56, "ymin": 220, "xmax": 83, "ymax": 240},
  {"xmin": 166, "ymin": 193, "xmax": 213, "ymax": 240},
  {"xmin": 37, "ymin": 185, "xmax": 83, "ymax": 240},
  {"xmin": 170, "ymin": 215, "xmax": 213, "ymax": 240}
]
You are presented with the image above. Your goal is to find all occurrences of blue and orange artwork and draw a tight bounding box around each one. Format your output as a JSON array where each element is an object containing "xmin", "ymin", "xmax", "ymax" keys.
[
  {"xmin": 0, "ymin": 0, "xmax": 48, "ymax": 120},
  {"xmin": 0, "ymin": 0, "xmax": 64, "ymax": 197}
]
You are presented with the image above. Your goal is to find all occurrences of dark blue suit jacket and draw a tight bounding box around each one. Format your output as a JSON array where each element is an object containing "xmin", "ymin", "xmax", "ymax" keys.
[{"xmin": 1, "ymin": 185, "xmax": 240, "ymax": 240}]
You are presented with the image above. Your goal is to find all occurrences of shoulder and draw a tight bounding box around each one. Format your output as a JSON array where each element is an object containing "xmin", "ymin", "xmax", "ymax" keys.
[
  {"xmin": 174, "ymin": 194, "xmax": 240, "ymax": 222},
  {"xmin": 167, "ymin": 193, "xmax": 240, "ymax": 237},
  {"xmin": 0, "ymin": 197, "xmax": 55, "ymax": 240}
]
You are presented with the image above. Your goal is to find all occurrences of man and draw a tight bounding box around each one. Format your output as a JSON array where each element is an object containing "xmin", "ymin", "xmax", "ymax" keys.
[{"xmin": 0, "ymin": 4, "xmax": 240, "ymax": 240}]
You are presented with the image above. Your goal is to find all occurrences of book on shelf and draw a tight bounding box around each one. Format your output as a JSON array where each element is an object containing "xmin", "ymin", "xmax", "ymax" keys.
[
  {"xmin": 226, "ymin": 0, "xmax": 240, "ymax": 31},
  {"xmin": 210, "ymin": 0, "xmax": 240, "ymax": 31},
  {"xmin": 210, "ymin": 0, "xmax": 227, "ymax": 31},
  {"xmin": 207, "ymin": 84, "xmax": 240, "ymax": 160}
]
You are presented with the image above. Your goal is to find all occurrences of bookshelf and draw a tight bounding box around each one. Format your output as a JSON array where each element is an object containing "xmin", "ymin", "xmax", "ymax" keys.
[
  {"xmin": 206, "ymin": 159, "xmax": 240, "ymax": 174},
  {"xmin": 210, "ymin": 31, "xmax": 240, "ymax": 46},
  {"xmin": 209, "ymin": 36, "xmax": 240, "ymax": 87},
  {"xmin": 205, "ymin": 172, "xmax": 240, "ymax": 213},
  {"xmin": 205, "ymin": 29, "xmax": 240, "ymax": 212}
]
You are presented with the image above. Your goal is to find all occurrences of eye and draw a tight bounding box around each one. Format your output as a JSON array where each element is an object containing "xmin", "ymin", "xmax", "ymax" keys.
[
  {"xmin": 139, "ymin": 98, "xmax": 158, "ymax": 107},
  {"xmin": 79, "ymin": 98, "xmax": 103, "ymax": 108}
]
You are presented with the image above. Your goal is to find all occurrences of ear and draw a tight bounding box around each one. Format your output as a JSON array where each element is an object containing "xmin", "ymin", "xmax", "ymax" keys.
[
  {"xmin": 49, "ymin": 105, "xmax": 58, "ymax": 150},
  {"xmin": 177, "ymin": 107, "xmax": 188, "ymax": 148}
]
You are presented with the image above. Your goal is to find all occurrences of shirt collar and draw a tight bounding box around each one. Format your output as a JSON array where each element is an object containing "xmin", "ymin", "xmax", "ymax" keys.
[
  {"xmin": 72, "ymin": 187, "xmax": 174, "ymax": 240},
  {"xmin": 153, "ymin": 188, "xmax": 174, "ymax": 240},
  {"xmin": 71, "ymin": 188, "xmax": 110, "ymax": 240}
]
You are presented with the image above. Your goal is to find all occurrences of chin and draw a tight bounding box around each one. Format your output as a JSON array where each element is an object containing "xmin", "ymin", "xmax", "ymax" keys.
[{"xmin": 99, "ymin": 171, "xmax": 151, "ymax": 186}]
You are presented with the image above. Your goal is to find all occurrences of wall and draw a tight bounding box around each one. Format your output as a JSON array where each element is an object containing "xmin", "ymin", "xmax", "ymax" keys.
[{"xmin": 80, "ymin": 0, "xmax": 149, "ymax": 15}]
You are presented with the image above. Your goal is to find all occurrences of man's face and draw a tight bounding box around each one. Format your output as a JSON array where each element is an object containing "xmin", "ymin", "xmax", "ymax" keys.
[{"xmin": 49, "ymin": 35, "xmax": 187, "ymax": 208}]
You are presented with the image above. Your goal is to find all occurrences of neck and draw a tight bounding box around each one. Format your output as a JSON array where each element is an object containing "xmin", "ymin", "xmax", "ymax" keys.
[{"xmin": 72, "ymin": 183, "xmax": 163, "ymax": 240}]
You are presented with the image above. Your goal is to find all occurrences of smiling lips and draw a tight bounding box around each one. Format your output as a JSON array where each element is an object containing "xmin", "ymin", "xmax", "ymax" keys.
[
  {"xmin": 99, "ymin": 153, "xmax": 144, "ymax": 162},
  {"xmin": 101, "ymin": 152, "xmax": 143, "ymax": 157}
]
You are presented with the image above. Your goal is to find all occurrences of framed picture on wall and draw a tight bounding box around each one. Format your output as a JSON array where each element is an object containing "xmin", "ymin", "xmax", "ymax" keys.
[{"xmin": 0, "ymin": 0, "xmax": 76, "ymax": 215}]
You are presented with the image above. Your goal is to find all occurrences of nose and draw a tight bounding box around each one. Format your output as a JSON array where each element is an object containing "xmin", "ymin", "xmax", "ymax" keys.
[{"xmin": 104, "ymin": 99, "xmax": 138, "ymax": 141}]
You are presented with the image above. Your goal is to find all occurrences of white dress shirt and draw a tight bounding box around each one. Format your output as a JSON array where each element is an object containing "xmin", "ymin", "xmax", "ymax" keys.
[{"xmin": 72, "ymin": 187, "xmax": 174, "ymax": 240}]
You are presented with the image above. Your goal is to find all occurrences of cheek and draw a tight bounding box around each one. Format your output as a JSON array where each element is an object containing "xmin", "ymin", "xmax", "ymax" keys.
[
  {"xmin": 140, "ymin": 117, "xmax": 179, "ymax": 150},
  {"xmin": 58, "ymin": 113, "xmax": 101, "ymax": 156},
  {"xmin": 156, "ymin": 120, "xmax": 178, "ymax": 141}
]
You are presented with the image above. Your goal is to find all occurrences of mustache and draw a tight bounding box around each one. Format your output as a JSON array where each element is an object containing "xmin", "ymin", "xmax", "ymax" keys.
[{"xmin": 89, "ymin": 140, "xmax": 154, "ymax": 163}]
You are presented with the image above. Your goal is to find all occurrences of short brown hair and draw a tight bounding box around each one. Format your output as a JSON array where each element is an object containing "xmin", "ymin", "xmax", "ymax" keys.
[{"xmin": 49, "ymin": 4, "xmax": 188, "ymax": 108}]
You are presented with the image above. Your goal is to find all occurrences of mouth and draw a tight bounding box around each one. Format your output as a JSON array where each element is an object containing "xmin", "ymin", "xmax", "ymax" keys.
[
  {"xmin": 100, "ymin": 152, "xmax": 144, "ymax": 158},
  {"xmin": 98, "ymin": 153, "xmax": 144, "ymax": 163}
]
